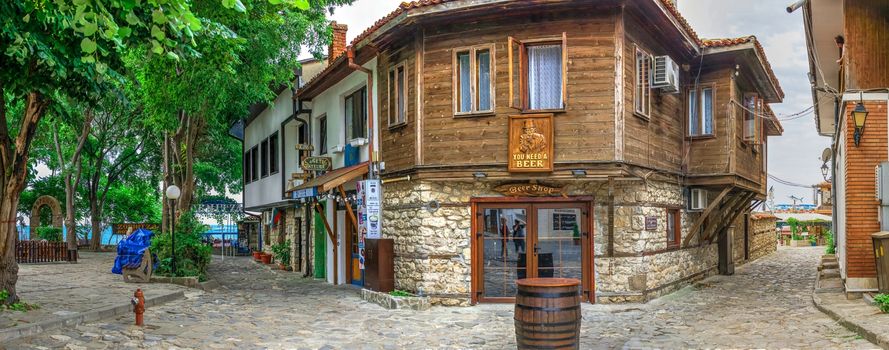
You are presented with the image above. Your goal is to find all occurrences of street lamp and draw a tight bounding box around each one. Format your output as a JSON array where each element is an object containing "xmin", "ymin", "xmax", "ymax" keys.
[
  {"xmin": 165, "ymin": 185, "xmax": 181, "ymax": 275},
  {"xmin": 821, "ymin": 163, "xmax": 830, "ymax": 181},
  {"xmin": 852, "ymin": 102, "xmax": 869, "ymax": 147}
]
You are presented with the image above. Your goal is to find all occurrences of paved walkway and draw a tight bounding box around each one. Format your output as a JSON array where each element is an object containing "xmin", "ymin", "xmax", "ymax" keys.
[
  {"xmin": 3, "ymin": 247, "xmax": 877, "ymax": 349},
  {"xmin": 0, "ymin": 252, "xmax": 185, "ymax": 330}
]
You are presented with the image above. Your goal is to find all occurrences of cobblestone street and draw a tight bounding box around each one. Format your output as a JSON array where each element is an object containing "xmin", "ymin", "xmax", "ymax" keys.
[{"xmin": 4, "ymin": 247, "xmax": 876, "ymax": 349}]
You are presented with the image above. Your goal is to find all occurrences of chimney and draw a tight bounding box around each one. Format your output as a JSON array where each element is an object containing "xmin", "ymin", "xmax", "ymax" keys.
[{"xmin": 328, "ymin": 22, "xmax": 348, "ymax": 65}]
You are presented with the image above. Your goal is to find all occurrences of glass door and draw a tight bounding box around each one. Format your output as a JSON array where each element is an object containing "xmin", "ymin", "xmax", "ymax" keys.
[
  {"xmin": 475, "ymin": 202, "xmax": 591, "ymax": 303},
  {"xmin": 478, "ymin": 205, "xmax": 529, "ymax": 301}
]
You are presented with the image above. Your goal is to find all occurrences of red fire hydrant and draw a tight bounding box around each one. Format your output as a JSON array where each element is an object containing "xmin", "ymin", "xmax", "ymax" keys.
[{"xmin": 132, "ymin": 289, "xmax": 145, "ymax": 326}]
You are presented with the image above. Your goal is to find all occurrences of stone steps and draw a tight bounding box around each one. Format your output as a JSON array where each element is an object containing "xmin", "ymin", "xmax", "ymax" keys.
[{"xmin": 821, "ymin": 268, "xmax": 840, "ymax": 279}]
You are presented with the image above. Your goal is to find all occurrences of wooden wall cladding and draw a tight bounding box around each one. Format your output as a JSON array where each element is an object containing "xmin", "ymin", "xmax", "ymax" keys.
[
  {"xmin": 379, "ymin": 37, "xmax": 418, "ymax": 173},
  {"xmin": 419, "ymin": 10, "xmax": 617, "ymax": 167}
]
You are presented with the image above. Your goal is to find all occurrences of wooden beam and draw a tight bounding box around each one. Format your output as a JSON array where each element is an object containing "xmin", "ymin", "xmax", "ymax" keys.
[
  {"xmin": 703, "ymin": 192, "xmax": 756, "ymax": 243},
  {"xmin": 683, "ymin": 187, "xmax": 732, "ymax": 246},
  {"xmin": 700, "ymin": 194, "xmax": 746, "ymax": 244},
  {"xmin": 338, "ymin": 185, "xmax": 358, "ymax": 229}
]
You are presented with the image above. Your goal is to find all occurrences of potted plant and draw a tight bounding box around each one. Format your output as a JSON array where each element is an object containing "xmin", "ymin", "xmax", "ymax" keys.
[
  {"xmin": 252, "ymin": 251, "xmax": 262, "ymax": 261},
  {"xmin": 271, "ymin": 240, "xmax": 292, "ymax": 271},
  {"xmin": 260, "ymin": 251, "xmax": 272, "ymax": 264}
]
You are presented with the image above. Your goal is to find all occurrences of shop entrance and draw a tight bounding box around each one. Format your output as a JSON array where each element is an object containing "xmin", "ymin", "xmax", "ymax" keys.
[{"xmin": 472, "ymin": 200, "xmax": 593, "ymax": 303}]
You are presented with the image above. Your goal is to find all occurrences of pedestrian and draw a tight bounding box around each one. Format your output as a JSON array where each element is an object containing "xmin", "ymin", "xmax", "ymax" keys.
[
  {"xmin": 499, "ymin": 216, "xmax": 510, "ymax": 260},
  {"xmin": 512, "ymin": 219, "xmax": 526, "ymax": 254}
]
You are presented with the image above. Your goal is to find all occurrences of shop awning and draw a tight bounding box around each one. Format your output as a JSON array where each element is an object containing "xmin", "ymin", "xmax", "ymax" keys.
[{"xmin": 292, "ymin": 161, "xmax": 369, "ymax": 194}]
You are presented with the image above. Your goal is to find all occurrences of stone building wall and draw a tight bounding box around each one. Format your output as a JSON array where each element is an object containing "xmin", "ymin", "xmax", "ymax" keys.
[
  {"xmin": 748, "ymin": 214, "xmax": 778, "ymax": 261},
  {"xmin": 382, "ymin": 178, "xmax": 726, "ymax": 305}
]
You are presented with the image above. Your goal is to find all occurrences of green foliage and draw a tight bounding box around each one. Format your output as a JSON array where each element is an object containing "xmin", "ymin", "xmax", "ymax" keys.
[
  {"xmin": 35, "ymin": 226, "xmax": 62, "ymax": 241},
  {"xmin": 826, "ymin": 229, "xmax": 836, "ymax": 254},
  {"xmin": 270, "ymin": 240, "xmax": 290, "ymax": 265},
  {"xmin": 787, "ymin": 218, "xmax": 800, "ymax": 235},
  {"xmin": 150, "ymin": 210, "xmax": 211, "ymax": 279},
  {"xmin": 0, "ymin": 290, "xmax": 39, "ymax": 312},
  {"xmin": 874, "ymin": 294, "xmax": 889, "ymax": 313},
  {"xmin": 389, "ymin": 290, "xmax": 413, "ymax": 297}
]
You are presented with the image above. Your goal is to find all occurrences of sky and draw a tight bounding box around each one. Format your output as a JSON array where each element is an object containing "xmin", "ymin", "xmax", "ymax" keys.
[{"xmin": 317, "ymin": 0, "xmax": 825, "ymax": 207}]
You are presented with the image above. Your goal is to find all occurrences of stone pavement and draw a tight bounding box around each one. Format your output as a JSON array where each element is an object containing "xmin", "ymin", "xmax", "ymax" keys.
[
  {"xmin": 0, "ymin": 252, "xmax": 186, "ymax": 332},
  {"xmin": 4, "ymin": 246, "xmax": 878, "ymax": 349}
]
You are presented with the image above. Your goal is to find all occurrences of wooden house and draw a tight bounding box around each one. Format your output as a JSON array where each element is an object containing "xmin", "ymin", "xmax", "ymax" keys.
[
  {"xmin": 292, "ymin": 0, "xmax": 784, "ymax": 305},
  {"xmin": 799, "ymin": 0, "xmax": 889, "ymax": 293}
]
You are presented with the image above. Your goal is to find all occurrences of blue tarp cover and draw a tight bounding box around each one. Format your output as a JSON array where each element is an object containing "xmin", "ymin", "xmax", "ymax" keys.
[{"xmin": 111, "ymin": 228, "xmax": 156, "ymax": 274}]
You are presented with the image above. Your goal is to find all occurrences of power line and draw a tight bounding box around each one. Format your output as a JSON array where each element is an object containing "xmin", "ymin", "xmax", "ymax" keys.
[{"xmin": 768, "ymin": 173, "xmax": 813, "ymax": 188}]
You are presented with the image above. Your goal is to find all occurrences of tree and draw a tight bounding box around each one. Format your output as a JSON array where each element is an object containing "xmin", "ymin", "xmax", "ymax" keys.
[
  {"xmin": 0, "ymin": 0, "xmax": 314, "ymax": 304},
  {"xmin": 131, "ymin": 0, "xmax": 349, "ymax": 229},
  {"xmin": 51, "ymin": 108, "xmax": 93, "ymax": 258}
]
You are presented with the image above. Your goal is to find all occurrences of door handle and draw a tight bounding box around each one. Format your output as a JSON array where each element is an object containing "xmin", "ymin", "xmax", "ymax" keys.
[{"xmin": 533, "ymin": 244, "xmax": 540, "ymax": 254}]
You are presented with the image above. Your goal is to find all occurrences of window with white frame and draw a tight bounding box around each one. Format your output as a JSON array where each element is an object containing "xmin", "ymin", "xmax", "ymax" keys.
[
  {"xmin": 688, "ymin": 87, "xmax": 714, "ymax": 136},
  {"xmin": 454, "ymin": 45, "xmax": 494, "ymax": 115},
  {"xmin": 318, "ymin": 115, "xmax": 327, "ymax": 155},
  {"xmin": 743, "ymin": 93, "xmax": 763, "ymax": 144},
  {"xmin": 389, "ymin": 63, "xmax": 407, "ymax": 125},
  {"xmin": 635, "ymin": 47, "xmax": 651, "ymax": 117}
]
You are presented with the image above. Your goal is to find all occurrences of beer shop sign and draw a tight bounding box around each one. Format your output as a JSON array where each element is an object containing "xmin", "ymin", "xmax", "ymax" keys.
[{"xmin": 508, "ymin": 114, "xmax": 554, "ymax": 172}]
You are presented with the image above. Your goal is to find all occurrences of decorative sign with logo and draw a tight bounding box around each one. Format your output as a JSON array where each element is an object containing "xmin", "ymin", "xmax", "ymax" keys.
[
  {"xmin": 301, "ymin": 156, "xmax": 331, "ymax": 171},
  {"xmin": 364, "ymin": 179, "xmax": 382, "ymax": 239},
  {"xmin": 645, "ymin": 216, "xmax": 658, "ymax": 231},
  {"xmin": 508, "ymin": 114, "xmax": 554, "ymax": 172},
  {"xmin": 291, "ymin": 187, "xmax": 318, "ymax": 199},
  {"xmin": 112, "ymin": 223, "xmax": 160, "ymax": 235},
  {"xmin": 294, "ymin": 144, "xmax": 314, "ymax": 151},
  {"xmin": 494, "ymin": 183, "xmax": 567, "ymax": 197}
]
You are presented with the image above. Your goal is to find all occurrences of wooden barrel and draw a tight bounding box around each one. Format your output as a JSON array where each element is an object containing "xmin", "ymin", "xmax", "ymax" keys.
[{"xmin": 514, "ymin": 278, "xmax": 581, "ymax": 350}]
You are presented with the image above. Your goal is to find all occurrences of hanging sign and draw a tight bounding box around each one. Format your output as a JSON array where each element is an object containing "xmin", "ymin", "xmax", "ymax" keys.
[
  {"xmin": 301, "ymin": 156, "xmax": 331, "ymax": 171},
  {"xmin": 294, "ymin": 144, "xmax": 314, "ymax": 151},
  {"xmin": 357, "ymin": 181, "xmax": 367, "ymax": 270},
  {"xmin": 291, "ymin": 172, "xmax": 312, "ymax": 180},
  {"xmin": 494, "ymin": 183, "xmax": 567, "ymax": 197},
  {"xmin": 508, "ymin": 114, "xmax": 554, "ymax": 172},
  {"xmin": 291, "ymin": 187, "xmax": 317, "ymax": 199},
  {"xmin": 112, "ymin": 223, "xmax": 160, "ymax": 235},
  {"xmin": 364, "ymin": 179, "xmax": 382, "ymax": 239}
]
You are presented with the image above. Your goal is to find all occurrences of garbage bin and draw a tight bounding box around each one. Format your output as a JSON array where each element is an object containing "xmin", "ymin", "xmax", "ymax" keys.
[{"xmin": 873, "ymin": 232, "xmax": 889, "ymax": 293}]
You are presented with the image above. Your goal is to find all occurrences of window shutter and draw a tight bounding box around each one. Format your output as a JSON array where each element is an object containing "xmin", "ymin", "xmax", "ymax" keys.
[
  {"xmin": 508, "ymin": 36, "xmax": 525, "ymax": 109},
  {"xmin": 561, "ymin": 32, "xmax": 568, "ymax": 108}
]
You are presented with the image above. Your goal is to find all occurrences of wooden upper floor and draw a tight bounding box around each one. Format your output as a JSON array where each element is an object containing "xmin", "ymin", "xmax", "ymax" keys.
[{"xmin": 298, "ymin": 0, "xmax": 784, "ymax": 195}]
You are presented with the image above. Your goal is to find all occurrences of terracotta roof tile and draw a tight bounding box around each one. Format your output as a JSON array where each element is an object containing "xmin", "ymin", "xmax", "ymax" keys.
[{"xmin": 701, "ymin": 35, "xmax": 785, "ymax": 98}]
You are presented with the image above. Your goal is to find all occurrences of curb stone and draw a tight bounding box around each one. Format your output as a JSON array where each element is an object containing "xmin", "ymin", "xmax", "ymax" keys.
[
  {"xmin": 811, "ymin": 263, "xmax": 889, "ymax": 349},
  {"xmin": 0, "ymin": 290, "xmax": 185, "ymax": 343}
]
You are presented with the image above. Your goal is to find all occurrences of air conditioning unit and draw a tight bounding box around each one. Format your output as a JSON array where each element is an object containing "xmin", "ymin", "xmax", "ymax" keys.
[
  {"xmin": 651, "ymin": 55, "xmax": 680, "ymax": 93},
  {"xmin": 689, "ymin": 188, "xmax": 708, "ymax": 211}
]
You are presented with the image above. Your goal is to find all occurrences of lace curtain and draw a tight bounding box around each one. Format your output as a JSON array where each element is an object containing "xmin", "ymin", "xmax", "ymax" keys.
[{"xmin": 528, "ymin": 44, "xmax": 562, "ymax": 110}]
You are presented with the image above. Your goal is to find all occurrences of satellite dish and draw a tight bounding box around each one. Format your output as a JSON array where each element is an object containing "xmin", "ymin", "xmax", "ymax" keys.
[{"xmin": 821, "ymin": 148, "xmax": 832, "ymax": 162}]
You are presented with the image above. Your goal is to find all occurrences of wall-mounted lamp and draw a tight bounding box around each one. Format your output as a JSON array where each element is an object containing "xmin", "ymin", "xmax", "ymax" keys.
[
  {"xmin": 473, "ymin": 172, "xmax": 487, "ymax": 179},
  {"xmin": 820, "ymin": 163, "xmax": 829, "ymax": 181},
  {"xmin": 852, "ymin": 101, "xmax": 869, "ymax": 147},
  {"xmin": 571, "ymin": 169, "xmax": 587, "ymax": 178}
]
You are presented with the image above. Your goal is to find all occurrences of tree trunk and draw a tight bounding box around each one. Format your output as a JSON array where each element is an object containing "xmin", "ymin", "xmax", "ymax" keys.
[
  {"xmin": 167, "ymin": 112, "xmax": 203, "ymax": 222},
  {"xmin": 0, "ymin": 191, "xmax": 21, "ymax": 304},
  {"xmin": 89, "ymin": 192, "xmax": 101, "ymax": 250},
  {"xmin": 0, "ymin": 92, "xmax": 49, "ymax": 303}
]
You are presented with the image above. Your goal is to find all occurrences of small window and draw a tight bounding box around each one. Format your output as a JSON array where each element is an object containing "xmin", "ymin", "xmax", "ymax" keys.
[
  {"xmin": 250, "ymin": 146, "xmax": 258, "ymax": 182},
  {"xmin": 318, "ymin": 115, "xmax": 327, "ymax": 155},
  {"xmin": 688, "ymin": 87, "xmax": 714, "ymax": 136},
  {"xmin": 634, "ymin": 47, "xmax": 651, "ymax": 117},
  {"xmin": 260, "ymin": 138, "xmax": 269, "ymax": 178},
  {"xmin": 743, "ymin": 93, "xmax": 763, "ymax": 144},
  {"xmin": 244, "ymin": 149, "xmax": 252, "ymax": 183},
  {"xmin": 269, "ymin": 132, "xmax": 278, "ymax": 175},
  {"xmin": 454, "ymin": 45, "xmax": 495, "ymax": 115},
  {"xmin": 508, "ymin": 34, "xmax": 567, "ymax": 111},
  {"xmin": 388, "ymin": 63, "xmax": 407, "ymax": 126},
  {"xmin": 345, "ymin": 87, "xmax": 367, "ymax": 140},
  {"xmin": 667, "ymin": 209, "xmax": 681, "ymax": 247}
]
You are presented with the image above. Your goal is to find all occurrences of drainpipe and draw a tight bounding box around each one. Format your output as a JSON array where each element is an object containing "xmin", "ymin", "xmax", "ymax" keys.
[
  {"xmin": 346, "ymin": 46, "xmax": 376, "ymax": 180},
  {"xmin": 831, "ymin": 94, "xmax": 840, "ymax": 255}
]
